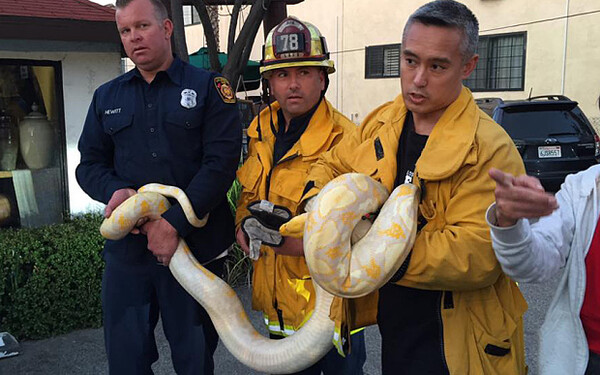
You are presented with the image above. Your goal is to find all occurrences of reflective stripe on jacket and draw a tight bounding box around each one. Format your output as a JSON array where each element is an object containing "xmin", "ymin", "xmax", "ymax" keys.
[{"xmin": 305, "ymin": 87, "xmax": 528, "ymax": 374}]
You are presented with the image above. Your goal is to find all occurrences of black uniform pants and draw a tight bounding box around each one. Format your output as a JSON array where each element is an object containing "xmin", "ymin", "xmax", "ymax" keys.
[{"xmin": 102, "ymin": 250, "xmax": 224, "ymax": 375}]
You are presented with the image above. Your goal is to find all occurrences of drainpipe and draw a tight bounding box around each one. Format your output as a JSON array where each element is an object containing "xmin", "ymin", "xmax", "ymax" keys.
[
  {"xmin": 341, "ymin": 0, "xmax": 344, "ymax": 114},
  {"xmin": 561, "ymin": 0, "xmax": 570, "ymax": 95},
  {"xmin": 336, "ymin": 15, "xmax": 340, "ymax": 109}
]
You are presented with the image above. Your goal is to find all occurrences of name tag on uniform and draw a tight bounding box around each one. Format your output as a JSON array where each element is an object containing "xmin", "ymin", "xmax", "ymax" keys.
[
  {"xmin": 180, "ymin": 89, "xmax": 197, "ymax": 109},
  {"xmin": 104, "ymin": 108, "xmax": 122, "ymax": 115}
]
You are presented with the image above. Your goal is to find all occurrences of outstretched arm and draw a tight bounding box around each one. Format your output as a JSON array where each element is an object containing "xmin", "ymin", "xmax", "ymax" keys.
[
  {"xmin": 488, "ymin": 168, "xmax": 572, "ymax": 283},
  {"xmin": 488, "ymin": 168, "xmax": 557, "ymax": 226}
]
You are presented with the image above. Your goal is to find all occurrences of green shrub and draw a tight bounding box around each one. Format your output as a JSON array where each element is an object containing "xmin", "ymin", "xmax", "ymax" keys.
[
  {"xmin": 0, "ymin": 180, "xmax": 253, "ymax": 340},
  {"xmin": 0, "ymin": 214, "xmax": 105, "ymax": 340},
  {"xmin": 224, "ymin": 243, "xmax": 252, "ymax": 287},
  {"xmin": 226, "ymin": 178, "xmax": 242, "ymax": 217}
]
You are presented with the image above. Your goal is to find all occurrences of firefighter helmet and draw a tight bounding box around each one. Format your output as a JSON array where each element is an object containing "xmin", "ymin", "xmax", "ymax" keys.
[{"xmin": 260, "ymin": 17, "xmax": 335, "ymax": 76}]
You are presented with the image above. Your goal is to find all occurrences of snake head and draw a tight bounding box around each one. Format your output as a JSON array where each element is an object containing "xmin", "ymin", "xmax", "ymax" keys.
[{"xmin": 279, "ymin": 213, "xmax": 307, "ymax": 238}]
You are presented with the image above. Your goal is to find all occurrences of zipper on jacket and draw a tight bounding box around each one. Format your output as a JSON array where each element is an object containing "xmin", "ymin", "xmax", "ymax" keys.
[
  {"xmin": 437, "ymin": 292, "xmax": 450, "ymax": 373},
  {"xmin": 265, "ymin": 151, "xmax": 299, "ymax": 333}
]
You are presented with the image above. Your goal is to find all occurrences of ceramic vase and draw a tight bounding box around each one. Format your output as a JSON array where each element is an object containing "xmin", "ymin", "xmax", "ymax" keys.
[{"xmin": 19, "ymin": 103, "xmax": 53, "ymax": 169}]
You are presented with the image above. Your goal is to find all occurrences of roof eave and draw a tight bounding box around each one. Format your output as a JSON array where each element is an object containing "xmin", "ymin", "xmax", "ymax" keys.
[{"xmin": 0, "ymin": 15, "xmax": 120, "ymax": 44}]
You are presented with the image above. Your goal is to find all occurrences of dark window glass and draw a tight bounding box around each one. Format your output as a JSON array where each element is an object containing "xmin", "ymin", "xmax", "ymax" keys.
[
  {"xmin": 365, "ymin": 43, "xmax": 401, "ymax": 79},
  {"xmin": 0, "ymin": 60, "xmax": 68, "ymax": 228},
  {"xmin": 501, "ymin": 110, "xmax": 593, "ymax": 139},
  {"xmin": 465, "ymin": 32, "xmax": 526, "ymax": 91}
]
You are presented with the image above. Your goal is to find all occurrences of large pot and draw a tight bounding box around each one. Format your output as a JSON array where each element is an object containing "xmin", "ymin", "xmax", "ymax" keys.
[{"xmin": 19, "ymin": 103, "xmax": 53, "ymax": 169}]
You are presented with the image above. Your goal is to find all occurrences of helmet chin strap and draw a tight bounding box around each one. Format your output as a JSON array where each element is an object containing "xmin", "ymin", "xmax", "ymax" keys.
[
  {"xmin": 258, "ymin": 66, "xmax": 329, "ymax": 139},
  {"xmin": 322, "ymin": 72, "xmax": 330, "ymax": 98}
]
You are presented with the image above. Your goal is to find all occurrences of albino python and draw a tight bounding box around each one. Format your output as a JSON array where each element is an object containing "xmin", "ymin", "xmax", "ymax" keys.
[{"xmin": 100, "ymin": 173, "xmax": 419, "ymax": 374}]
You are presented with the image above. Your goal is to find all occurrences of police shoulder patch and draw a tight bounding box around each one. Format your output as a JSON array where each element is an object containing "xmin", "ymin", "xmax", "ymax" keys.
[{"xmin": 213, "ymin": 77, "xmax": 236, "ymax": 104}]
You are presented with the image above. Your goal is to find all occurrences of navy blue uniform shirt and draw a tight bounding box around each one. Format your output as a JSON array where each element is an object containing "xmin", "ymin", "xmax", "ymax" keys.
[{"xmin": 76, "ymin": 57, "xmax": 242, "ymax": 263}]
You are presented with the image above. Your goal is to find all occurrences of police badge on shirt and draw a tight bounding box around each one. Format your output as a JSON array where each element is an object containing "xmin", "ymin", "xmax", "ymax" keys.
[{"xmin": 180, "ymin": 89, "xmax": 197, "ymax": 109}]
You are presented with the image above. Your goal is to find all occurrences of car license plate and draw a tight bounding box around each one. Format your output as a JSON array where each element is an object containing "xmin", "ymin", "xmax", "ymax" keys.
[{"xmin": 538, "ymin": 145, "xmax": 561, "ymax": 158}]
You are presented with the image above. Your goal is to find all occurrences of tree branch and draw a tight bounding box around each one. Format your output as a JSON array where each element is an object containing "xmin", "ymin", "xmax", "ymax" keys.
[
  {"xmin": 190, "ymin": 0, "xmax": 222, "ymax": 72},
  {"xmin": 223, "ymin": 0, "xmax": 272, "ymax": 89},
  {"xmin": 227, "ymin": 0, "xmax": 243, "ymax": 55},
  {"xmin": 170, "ymin": 0, "xmax": 189, "ymax": 62}
]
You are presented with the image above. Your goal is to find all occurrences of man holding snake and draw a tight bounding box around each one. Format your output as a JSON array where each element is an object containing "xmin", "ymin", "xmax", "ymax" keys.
[
  {"xmin": 76, "ymin": 0, "xmax": 241, "ymax": 373},
  {"xmin": 235, "ymin": 16, "xmax": 371, "ymax": 375},
  {"xmin": 303, "ymin": 1, "xmax": 528, "ymax": 374}
]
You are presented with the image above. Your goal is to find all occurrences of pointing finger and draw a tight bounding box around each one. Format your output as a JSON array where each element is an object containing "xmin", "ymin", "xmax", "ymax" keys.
[{"xmin": 489, "ymin": 168, "xmax": 515, "ymax": 188}]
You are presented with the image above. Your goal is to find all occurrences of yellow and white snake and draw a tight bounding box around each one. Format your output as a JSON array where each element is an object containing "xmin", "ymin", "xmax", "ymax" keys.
[{"xmin": 100, "ymin": 173, "xmax": 419, "ymax": 374}]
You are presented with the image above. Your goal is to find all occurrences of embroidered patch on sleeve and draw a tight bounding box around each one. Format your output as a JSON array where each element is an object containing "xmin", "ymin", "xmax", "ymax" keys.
[{"xmin": 214, "ymin": 77, "xmax": 236, "ymax": 104}]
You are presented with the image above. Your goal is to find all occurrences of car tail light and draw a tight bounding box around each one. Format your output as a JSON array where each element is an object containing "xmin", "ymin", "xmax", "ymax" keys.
[{"xmin": 595, "ymin": 135, "xmax": 600, "ymax": 157}]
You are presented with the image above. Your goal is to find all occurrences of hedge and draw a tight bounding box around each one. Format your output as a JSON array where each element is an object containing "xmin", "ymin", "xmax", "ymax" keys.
[
  {"xmin": 0, "ymin": 181, "xmax": 251, "ymax": 340},
  {"xmin": 0, "ymin": 214, "xmax": 105, "ymax": 340}
]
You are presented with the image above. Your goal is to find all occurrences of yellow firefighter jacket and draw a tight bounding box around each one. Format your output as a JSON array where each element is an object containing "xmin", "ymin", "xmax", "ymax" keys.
[
  {"xmin": 304, "ymin": 87, "xmax": 528, "ymax": 374},
  {"xmin": 236, "ymin": 99, "xmax": 376, "ymax": 349}
]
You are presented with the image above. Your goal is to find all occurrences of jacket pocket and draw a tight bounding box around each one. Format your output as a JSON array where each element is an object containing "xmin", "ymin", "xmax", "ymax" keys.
[
  {"xmin": 270, "ymin": 168, "xmax": 306, "ymax": 205},
  {"xmin": 102, "ymin": 114, "xmax": 133, "ymax": 136},
  {"xmin": 165, "ymin": 107, "xmax": 205, "ymax": 130},
  {"xmin": 237, "ymin": 155, "xmax": 262, "ymax": 193},
  {"xmin": 102, "ymin": 114, "xmax": 133, "ymax": 162},
  {"xmin": 350, "ymin": 139, "xmax": 378, "ymax": 177},
  {"xmin": 467, "ymin": 304, "xmax": 520, "ymax": 375},
  {"xmin": 165, "ymin": 108, "xmax": 205, "ymax": 160}
]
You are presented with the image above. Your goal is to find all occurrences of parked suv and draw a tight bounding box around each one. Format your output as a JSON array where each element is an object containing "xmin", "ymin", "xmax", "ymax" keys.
[{"xmin": 476, "ymin": 95, "xmax": 600, "ymax": 191}]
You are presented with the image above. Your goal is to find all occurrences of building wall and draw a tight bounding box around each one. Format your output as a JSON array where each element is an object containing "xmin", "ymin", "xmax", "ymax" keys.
[
  {"xmin": 0, "ymin": 49, "xmax": 122, "ymax": 214},
  {"xmin": 186, "ymin": 0, "xmax": 600, "ymax": 125}
]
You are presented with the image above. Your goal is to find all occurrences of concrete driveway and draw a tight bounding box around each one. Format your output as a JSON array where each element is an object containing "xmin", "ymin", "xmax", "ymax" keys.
[{"xmin": 0, "ymin": 278, "xmax": 557, "ymax": 374}]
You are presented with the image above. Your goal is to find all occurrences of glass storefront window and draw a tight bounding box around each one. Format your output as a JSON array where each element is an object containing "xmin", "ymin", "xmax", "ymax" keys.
[{"xmin": 0, "ymin": 60, "xmax": 68, "ymax": 228}]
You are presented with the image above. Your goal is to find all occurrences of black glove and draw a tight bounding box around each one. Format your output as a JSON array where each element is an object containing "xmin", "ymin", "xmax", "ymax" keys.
[{"xmin": 241, "ymin": 200, "xmax": 292, "ymax": 260}]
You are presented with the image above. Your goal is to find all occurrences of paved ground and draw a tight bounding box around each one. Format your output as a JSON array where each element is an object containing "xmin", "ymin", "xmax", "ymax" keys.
[{"xmin": 0, "ymin": 278, "xmax": 558, "ymax": 375}]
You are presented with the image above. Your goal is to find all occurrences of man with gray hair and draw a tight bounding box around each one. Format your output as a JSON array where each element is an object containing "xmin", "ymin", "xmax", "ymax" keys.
[{"xmin": 303, "ymin": 1, "xmax": 527, "ymax": 373}]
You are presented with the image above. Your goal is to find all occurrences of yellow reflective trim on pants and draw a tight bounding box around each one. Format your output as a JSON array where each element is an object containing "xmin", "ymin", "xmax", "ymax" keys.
[
  {"xmin": 333, "ymin": 326, "xmax": 364, "ymax": 357},
  {"xmin": 333, "ymin": 326, "xmax": 345, "ymax": 357},
  {"xmin": 263, "ymin": 314, "xmax": 298, "ymax": 337}
]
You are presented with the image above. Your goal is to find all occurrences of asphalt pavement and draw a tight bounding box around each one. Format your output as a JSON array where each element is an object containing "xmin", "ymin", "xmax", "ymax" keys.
[{"xmin": 0, "ymin": 277, "xmax": 559, "ymax": 375}]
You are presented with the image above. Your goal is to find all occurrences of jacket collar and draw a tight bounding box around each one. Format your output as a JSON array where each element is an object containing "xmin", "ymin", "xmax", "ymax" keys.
[
  {"xmin": 249, "ymin": 99, "xmax": 336, "ymax": 158},
  {"xmin": 416, "ymin": 86, "xmax": 478, "ymax": 180},
  {"xmin": 298, "ymin": 99, "xmax": 336, "ymax": 157},
  {"xmin": 379, "ymin": 86, "xmax": 479, "ymax": 181},
  {"xmin": 120, "ymin": 55, "xmax": 183, "ymax": 85}
]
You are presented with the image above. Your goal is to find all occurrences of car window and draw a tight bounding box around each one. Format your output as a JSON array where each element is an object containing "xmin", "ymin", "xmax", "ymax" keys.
[{"xmin": 500, "ymin": 109, "xmax": 593, "ymax": 139}]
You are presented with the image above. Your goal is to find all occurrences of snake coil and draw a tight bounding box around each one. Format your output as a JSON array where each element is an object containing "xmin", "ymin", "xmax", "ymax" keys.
[{"xmin": 100, "ymin": 174, "xmax": 418, "ymax": 373}]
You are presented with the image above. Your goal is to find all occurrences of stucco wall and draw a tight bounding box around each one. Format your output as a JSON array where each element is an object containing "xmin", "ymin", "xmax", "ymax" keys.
[
  {"xmin": 188, "ymin": 0, "xmax": 600, "ymax": 124},
  {"xmin": 0, "ymin": 49, "xmax": 121, "ymax": 214}
]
